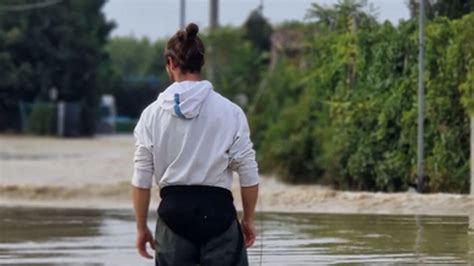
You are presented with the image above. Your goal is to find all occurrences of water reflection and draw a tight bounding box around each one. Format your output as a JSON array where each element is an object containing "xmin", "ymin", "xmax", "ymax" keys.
[
  {"xmin": 0, "ymin": 208, "xmax": 472, "ymax": 265},
  {"xmin": 252, "ymin": 213, "xmax": 471, "ymax": 265},
  {"xmin": 0, "ymin": 207, "xmax": 103, "ymax": 243},
  {"xmin": 470, "ymin": 206, "xmax": 474, "ymax": 231},
  {"xmin": 469, "ymin": 206, "xmax": 474, "ymax": 262},
  {"xmin": 414, "ymin": 215, "xmax": 423, "ymax": 262}
]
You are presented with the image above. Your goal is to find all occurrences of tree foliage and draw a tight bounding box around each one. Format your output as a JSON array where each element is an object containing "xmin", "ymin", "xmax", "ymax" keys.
[
  {"xmin": 406, "ymin": 0, "xmax": 474, "ymax": 19},
  {"xmin": 105, "ymin": 37, "xmax": 167, "ymax": 119},
  {"xmin": 0, "ymin": 0, "xmax": 114, "ymax": 135},
  {"xmin": 243, "ymin": 9, "xmax": 273, "ymax": 52},
  {"xmin": 203, "ymin": 27, "xmax": 265, "ymax": 107},
  {"xmin": 250, "ymin": 2, "xmax": 473, "ymax": 193}
]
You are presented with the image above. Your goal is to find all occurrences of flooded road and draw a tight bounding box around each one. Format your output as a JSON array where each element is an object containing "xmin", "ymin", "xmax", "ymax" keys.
[
  {"xmin": 2, "ymin": 135, "xmax": 473, "ymax": 216},
  {"xmin": 1, "ymin": 207, "xmax": 473, "ymax": 265}
]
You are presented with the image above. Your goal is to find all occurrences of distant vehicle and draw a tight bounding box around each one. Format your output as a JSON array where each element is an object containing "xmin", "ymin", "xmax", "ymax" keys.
[{"xmin": 96, "ymin": 95, "xmax": 116, "ymax": 134}]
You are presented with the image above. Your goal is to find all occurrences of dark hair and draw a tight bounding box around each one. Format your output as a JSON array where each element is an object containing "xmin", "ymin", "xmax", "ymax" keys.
[{"xmin": 165, "ymin": 23, "xmax": 205, "ymax": 74}]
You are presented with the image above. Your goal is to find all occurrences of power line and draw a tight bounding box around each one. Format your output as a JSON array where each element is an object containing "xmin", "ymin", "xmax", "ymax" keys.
[{"xmin": 0, "ymin": 0, "xmax": 62, "ymax": 12}]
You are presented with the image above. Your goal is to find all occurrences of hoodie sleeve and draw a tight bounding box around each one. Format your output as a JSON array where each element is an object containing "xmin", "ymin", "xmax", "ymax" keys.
[
  {"xmin": 131, "ymin": 110, "xmax": 154, "ymax": 189},
  {"xmin": 228, "ymin": 108, "xmax": 259, "ymax": 187}
]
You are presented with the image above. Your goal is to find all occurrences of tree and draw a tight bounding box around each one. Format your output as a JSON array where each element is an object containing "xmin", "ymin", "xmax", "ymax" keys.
[
  {"xmin": 306, "ymin": 0, "xmax": 377, "ymax": 32},
  {"xmin": 434, "ymin": 0, "xmax": 474, "ymax": 19},
  {"xmin": 250, "ymin": 4, "xmax": 473, "ymax": 192},
  {"xmin": 106, "ymin": 37, "xmax": 167, "ymax": 119},
  {"xmin": 406, "ymin": 0, "xmax": 474, "ymax": 19},
  {"xmin": 204, "ymin": 27, "xmax": 263, "ymax": 106},
  {"xmin": 242, "ymin": 9, "xmax": 273, "ymax": 52},
  {"xmin": 0, "ymin": 0, "xmax": 115, "ymax": 135},
  {"xmin": 107, "ymin": 36, "xmax": 156, "ymax": 77}
]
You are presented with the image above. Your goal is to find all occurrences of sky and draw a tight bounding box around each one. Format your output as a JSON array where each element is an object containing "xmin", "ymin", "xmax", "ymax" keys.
[{"xmin": 103, "ymin": 0, "xmax": 410, "ymax": 41}]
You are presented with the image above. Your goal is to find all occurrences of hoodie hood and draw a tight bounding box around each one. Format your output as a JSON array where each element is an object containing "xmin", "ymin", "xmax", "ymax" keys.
[{"xmin": 157, "ymin": 80, "xmax": 213, "ymax": 119}]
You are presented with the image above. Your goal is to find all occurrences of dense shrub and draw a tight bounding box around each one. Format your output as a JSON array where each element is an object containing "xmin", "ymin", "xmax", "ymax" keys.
[
  {"xmin": 249, "ymin": 11, "xmax": 474, "ymax": 193},
  {"xmin": 25, "ymin": 102, "xmax": 55, "ymax": 135}
]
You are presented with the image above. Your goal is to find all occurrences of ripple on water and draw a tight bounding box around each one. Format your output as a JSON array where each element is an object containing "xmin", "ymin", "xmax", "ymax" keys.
[{"xmin": 0, "ymin": 208, "xmax": 473, "ymax": 265}]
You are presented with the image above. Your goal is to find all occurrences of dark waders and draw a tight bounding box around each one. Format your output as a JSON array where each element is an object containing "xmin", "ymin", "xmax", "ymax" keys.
[{"xmin": 155, "ymin": 186, "xmax": 248, "ymax": 266}]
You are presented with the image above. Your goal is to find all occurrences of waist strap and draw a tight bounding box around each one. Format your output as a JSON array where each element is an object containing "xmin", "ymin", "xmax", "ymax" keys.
[
  {"xmin": 160, "ymin": 185, "xmax": 234, "ymax": 201},
  {"xmin": 158, "ymin": 185, "xmax": 237, "ymax": 246}
]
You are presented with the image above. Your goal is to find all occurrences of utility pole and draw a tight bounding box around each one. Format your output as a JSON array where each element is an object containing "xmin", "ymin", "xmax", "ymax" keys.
[
  {"xmin": 209, "ymin": 0, "xmax": 219, "ymax": 30},
  {"xmin": 417, "ymin": 0, "xmax": 425, "ymax": 192},
  {"xmin": 471, "ymin": 64, "xmax": 474, "ymax": 196},
  {"xmin": 180, "ymin": 0, "xmax": 185, "ymax": 29},
  {"xmin": 208, "ymin": 0, "xmax": 219, "ymax": 83},
  {"xmin": 471, "ymin": 113, "xmax": 474, "ymax": 195}
]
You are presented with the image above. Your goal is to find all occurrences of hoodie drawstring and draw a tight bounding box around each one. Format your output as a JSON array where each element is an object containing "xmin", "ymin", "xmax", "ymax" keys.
[{"xmin": 174, "ymin": 93, "xmax": 189, "ymax": 120}]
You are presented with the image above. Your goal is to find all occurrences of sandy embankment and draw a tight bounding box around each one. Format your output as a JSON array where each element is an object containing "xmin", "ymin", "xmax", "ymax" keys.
[{"xmin": 0, "ymin": 135, "xmax": 473, "ymax": 216}]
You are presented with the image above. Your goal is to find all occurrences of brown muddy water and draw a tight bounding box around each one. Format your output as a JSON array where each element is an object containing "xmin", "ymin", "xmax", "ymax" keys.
[{"xmin": 0, "ymin": 207, "xmax": 473, "ymax": 265}]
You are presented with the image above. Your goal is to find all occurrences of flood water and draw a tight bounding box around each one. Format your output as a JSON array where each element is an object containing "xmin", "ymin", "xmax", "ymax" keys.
[{"xmin": 1, "ymin": 207, "xmax": 473, "ymax": 265}]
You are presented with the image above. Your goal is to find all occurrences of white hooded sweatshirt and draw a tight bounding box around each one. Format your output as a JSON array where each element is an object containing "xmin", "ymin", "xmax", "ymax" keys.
[{"xmin": 131, "ymin": 80, "xmax": 259, "ymax": 191}]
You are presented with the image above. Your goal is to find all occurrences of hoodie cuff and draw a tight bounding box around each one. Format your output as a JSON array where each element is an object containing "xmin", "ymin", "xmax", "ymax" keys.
[
  {"xmin": 131, "ymin": 168, "xmax": 154, "ymax": 189},
  {"xmin": 238, "ymin": 168, "xmax": 260, "ymax": 187}
]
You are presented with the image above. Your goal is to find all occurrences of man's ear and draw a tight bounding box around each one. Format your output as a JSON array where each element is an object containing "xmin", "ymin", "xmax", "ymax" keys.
[{"xmin": 168, "ymin": 57, "xmax": 178, "ymax": 71}]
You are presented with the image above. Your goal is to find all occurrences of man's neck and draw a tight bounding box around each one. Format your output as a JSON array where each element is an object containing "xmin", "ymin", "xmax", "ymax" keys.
[{"xmin": 175, "ymin": 73, "xmax": 202, "ymax": 82}]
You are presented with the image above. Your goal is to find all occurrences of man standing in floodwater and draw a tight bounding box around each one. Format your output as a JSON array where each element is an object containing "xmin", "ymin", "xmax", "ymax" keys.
[{"xmin": 131, "ymin": 23, "xmax": 259, "ymax": 266}]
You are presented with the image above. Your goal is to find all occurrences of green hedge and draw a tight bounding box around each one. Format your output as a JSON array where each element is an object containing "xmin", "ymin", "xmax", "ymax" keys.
[
  {"xmin": 25, "ymin": 102, "xmax": 55, "ymax": 135},
  {"xmin": 250, "ymin": 14, "xmax": 474, "ymax": 193}
]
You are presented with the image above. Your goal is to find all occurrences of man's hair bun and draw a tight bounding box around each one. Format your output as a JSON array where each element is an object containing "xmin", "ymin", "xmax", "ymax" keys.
[
  {"xmin": 166, "ymin": 22, "xmax": 205, "ymax": 74},
  {"xmin": 185, "ymin": 23, "xmax": 199, "ymax": 40}
]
